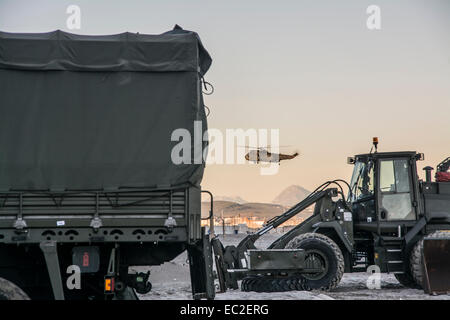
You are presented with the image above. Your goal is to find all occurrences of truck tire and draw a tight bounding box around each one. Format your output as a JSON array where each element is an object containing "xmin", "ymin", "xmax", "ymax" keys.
[
  {"xmin": 0, "ymin": 278, "xmax": 30, "ymax": 300},
  {"xmin": 285, "ymin": 233, "xmax": 344, "ymax": 290},
  {"xmin": 410, "ymin": 230, "xmax": 450, "ymax": 288}
]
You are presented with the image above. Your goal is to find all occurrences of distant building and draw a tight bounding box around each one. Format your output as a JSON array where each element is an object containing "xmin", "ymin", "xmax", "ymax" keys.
[{"xmin": 201, "ymin": 213, "xmax": 311, "ymax": 235}]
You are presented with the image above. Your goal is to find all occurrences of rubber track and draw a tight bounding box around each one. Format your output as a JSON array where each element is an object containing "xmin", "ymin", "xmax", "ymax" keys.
[{"xmin": 241, "ymin": 275, "xmax": 311, "ymax": 293}]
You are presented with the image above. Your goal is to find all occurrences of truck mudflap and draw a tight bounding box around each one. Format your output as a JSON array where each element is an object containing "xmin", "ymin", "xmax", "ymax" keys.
[
  {"xmin": 187, "ymin": 228, "xmax": 215, "ymax": 300},
  {"xmin": 422, "ymin": 236, "xmax": 450, "ymax": 295},
  {"xmin": 211, "ymin": 237, "xmax": 239, "ymax": 291}
]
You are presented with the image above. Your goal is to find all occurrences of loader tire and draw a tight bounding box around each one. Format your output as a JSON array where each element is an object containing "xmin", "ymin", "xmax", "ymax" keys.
[
  {"xmin": 285, "ymin": 233, "xmax": 344, "ymax": 291},
  {"xmin": 241, "ymin": 275, "xmax": 311, "ymax": 293},
  {"xmin": 410, "ymin": 230, "xmax": 450, "ymax": 288},
  {"xmin": 0, "ymin": 277, "xmax": 30, "ymax": 300},
  {"xmin": 394, "ymin": 272, "xmax": 420, "ymax": 289}
]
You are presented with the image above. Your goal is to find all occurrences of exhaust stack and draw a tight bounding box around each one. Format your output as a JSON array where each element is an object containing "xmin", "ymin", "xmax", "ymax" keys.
[{"xmin": 423, "ymin": 166, "xmax": 434, "ymax": 183}]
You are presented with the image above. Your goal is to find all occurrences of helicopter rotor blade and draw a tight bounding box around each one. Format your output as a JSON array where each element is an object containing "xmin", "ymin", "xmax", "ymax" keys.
[{"xmin": 237, "ymin": 145, "xmax": 292, "ymax": 150}]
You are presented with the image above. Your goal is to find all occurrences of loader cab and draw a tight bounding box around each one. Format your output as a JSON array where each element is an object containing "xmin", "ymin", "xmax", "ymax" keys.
[{"xmin": 348, "ymin": 152, "xmax": 422, "ymax": 229}]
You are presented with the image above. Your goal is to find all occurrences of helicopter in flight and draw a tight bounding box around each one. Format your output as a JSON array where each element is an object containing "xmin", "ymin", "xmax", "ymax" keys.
[{"xmin": 242, "ymin": 146, "xmax": 299, "ymax": 164}]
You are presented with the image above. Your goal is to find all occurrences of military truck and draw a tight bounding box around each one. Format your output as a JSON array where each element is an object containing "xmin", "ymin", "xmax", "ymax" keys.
[
  {"xmin": 0, "ymin": 26, "xmax": 214, "ymax": 300},
  {"xmin": 213, "ymin": 139, "xmax": 450, "ymax": 293}
]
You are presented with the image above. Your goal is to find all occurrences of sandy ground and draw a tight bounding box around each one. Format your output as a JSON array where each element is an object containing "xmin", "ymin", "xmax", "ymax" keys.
[{"xmin": 134, "ymin": 233, "xmax": 450, "ymax": 300}]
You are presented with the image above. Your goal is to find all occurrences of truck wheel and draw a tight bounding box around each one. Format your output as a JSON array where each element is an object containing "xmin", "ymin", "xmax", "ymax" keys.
[
  {"xmin": 410, "ymin": 230, "xmax": 450, "ymax": 288},
  {"xmin": 285, "ymin": 233, "xmax": 344, "ymax": 290},
  {"xmin": 0, "ymin": 278, "xmax": 30, "ymax": 300}
]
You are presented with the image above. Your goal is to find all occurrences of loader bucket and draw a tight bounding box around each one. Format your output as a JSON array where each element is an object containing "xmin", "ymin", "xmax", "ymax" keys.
[{"xmin": 422, "ymin": 237, "xmax": 450, "ymax": 295}]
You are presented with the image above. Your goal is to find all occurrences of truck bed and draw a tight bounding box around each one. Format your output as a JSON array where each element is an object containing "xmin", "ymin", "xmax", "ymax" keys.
[{"xmin": 0, "ymin": 186, "xmax": 201, "ymax": 244}]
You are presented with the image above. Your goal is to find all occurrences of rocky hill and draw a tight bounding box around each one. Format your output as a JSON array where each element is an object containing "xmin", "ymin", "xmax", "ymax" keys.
[
  {"xmin": 201, "ymin": 201, "xmax": 285, "ymax": 219},
  {"xmin": 272, "ymin": 185, "xmax": 311, "ymax": 207},
  {"xmin": 213, "ymin": 196, "xmax": 247, "ymax": 204}
]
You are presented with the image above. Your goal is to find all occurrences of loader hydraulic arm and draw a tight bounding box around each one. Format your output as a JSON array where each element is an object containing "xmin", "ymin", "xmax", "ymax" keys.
[
  {"xmin": 235, "ymin": 188, "xmax": 338, "ymax": 264},
  {"xmin": 212, "ymin": 186, "xmax": 341, "ymax": 291}
]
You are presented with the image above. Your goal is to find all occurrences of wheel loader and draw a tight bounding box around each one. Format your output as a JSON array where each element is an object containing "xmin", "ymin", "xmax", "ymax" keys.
[{"xmin": 212, "ymin": 138, "xmax": 450, "ymax": 294}]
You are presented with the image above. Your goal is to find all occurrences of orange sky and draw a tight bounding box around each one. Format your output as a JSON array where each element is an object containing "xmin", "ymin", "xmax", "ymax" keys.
[
  {"xmin": 1, "ymin": 0, "xmax": 449, "ymax": 203},
  {"xmin": 197, "ymin": 1, "xmax": 450, "ymax": 202}
]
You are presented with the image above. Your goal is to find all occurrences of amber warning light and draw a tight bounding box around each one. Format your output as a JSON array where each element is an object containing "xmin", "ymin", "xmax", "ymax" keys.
[
  {"xmin": 372, "ymin": 137, "xmax": 379, "ymax": 152},
  {"xmin": 104, "ymin": 277, "xmax": 115, "ymax": 293}
]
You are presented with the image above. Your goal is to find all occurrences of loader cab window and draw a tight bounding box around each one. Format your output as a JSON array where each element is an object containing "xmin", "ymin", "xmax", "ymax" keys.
[
  {"xmin": 349, "ymin": 160, "xmax": 374, "ymax": 202},
  {"xmin": 349, "ymin": 160, "xmax": 376, "ymax": 223},
  {"xmin": 379, "ymin": 159, "xmax": 415, "ymax": 221}
]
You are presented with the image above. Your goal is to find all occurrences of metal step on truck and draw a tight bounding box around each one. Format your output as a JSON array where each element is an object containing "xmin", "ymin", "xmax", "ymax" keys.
[
  {"xmin": 0, "ymin": 26, "xmax": 215, "ymax": 300},
  {"xmin": 212, "ymin": 139, "xmax": 450, "ymax": 295}
]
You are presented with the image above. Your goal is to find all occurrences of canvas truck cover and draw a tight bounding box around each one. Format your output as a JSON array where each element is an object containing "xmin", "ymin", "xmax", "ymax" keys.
[{"xmin": 0, "ymin": 26, "xmax": 211, "ymax": 191}]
